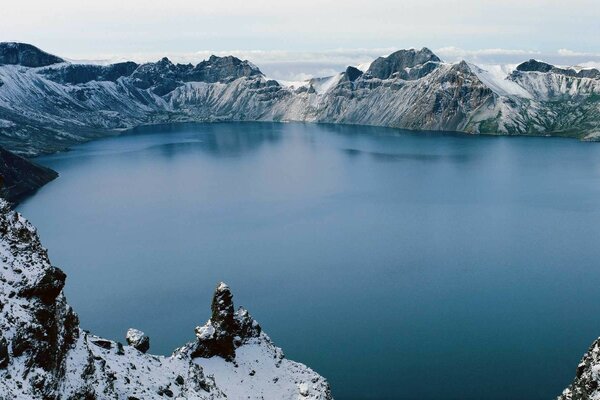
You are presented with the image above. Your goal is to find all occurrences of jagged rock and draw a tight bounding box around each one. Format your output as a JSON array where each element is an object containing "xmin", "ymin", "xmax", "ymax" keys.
[
  {"xmin": 366, "ymin": 47, "xmax": 441, "ymax": 80},
  {"xmin": 516, "ymin": 59, "xmax": 600, "ymax": 79},
  {"xmin": 189, "ymin": 282, "xmax": 261, "ymax": 361},
  {"xmin": 0, "ymin": 199, "xmax": 332, "ymax": 399},
  {"xmin": 126, "ymin": 329, "xmax": 150, "ymax": 353},
  {"xmin": 343, "ymin": 66, "xmax": 363, "ymax": 82},
  {"xmin": 189, "ymin": 55, "xmax": 263, "ymax": 83},
  {"xmin": 559, "ymin": 338, "xmax": 600, "ymax": 400}
]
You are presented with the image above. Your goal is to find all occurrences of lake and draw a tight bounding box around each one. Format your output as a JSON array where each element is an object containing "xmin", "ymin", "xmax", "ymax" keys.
[{"xmin": 17, "ymin": 122, "xmax": 600, "ymax": 400}]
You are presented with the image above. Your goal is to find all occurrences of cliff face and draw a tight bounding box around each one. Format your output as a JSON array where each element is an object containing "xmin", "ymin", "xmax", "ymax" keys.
[
  {"xmin": 0, "ymin": 146, "xmax": 57, "ymax": 203},
  {"xmin": 0, "ymin": 200, "xmax": 332, "ymax": 399},
  {"xmin": 0, "ymin": 43, "xmax": 599, "ymax": 156}
]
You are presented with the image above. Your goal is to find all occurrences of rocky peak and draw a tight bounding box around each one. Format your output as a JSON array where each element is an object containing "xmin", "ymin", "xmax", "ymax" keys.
[
  {"xmin": 516, "ymin": 59, "xmax": 555, "ymax": 73},
  {"xmin": 343, "ymin": 66, "xmax": 363, "ymax": 82},
  {"xmin": 190, "ymin": 55, "xmax": 263, "ymax": 83},
  {"xmin": 0, "ymin": 42, "xmax": 64, "ymax": 68},
  {"xmin": 516, "ymin": 59, "xmax": 600, "ymax": 79},
  {"xmin": 190, "ymin": 282, "xmax": 261, "ymax": 360},
  {"xmin": 366, "ymin": 47, "xmax": 442, "ymax": 80}
]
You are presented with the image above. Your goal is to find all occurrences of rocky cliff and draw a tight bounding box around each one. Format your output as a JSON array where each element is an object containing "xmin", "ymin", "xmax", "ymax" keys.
[
  {"xmin": 0, "ymin": 146, "xmax": 57, "ymax": 203},
  {"xmin": 0, "ymin": 43, "xmax": 599, "ymax": 156},
  {"xmin": 0, "ymin": 199, "xmax": 332, "ymax": 399},
  {"xmin": 559, "ymin": 338, "xmax": 600, "ymax": 400}
]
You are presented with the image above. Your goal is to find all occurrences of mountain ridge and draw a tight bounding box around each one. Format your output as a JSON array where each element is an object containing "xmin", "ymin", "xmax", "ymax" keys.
[{"xmin": 0, "ymin": 43, "xmax": 599, "ymax": 157}]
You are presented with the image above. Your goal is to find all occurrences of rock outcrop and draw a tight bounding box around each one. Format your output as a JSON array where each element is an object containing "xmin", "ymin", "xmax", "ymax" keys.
[
  {"xmin": 126, "ymin": 328, "xmax": 150, "ymax": 354},
  {"xmin": 0, "ymin": 199, "xmax": 332, "ymax": 399},
  {"xmin": 559, "ymin": 338, "xmax": 600, "ymax": 400}
]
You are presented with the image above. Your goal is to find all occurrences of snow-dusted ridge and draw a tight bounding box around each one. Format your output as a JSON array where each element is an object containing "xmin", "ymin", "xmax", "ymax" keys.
[
  {"xmin": 0, "ymin": 43, "xmax": 599, "ymax": 157},
  {"xmin": 0, "ymin": 199, "xmax": 332, "ymax": 399}
]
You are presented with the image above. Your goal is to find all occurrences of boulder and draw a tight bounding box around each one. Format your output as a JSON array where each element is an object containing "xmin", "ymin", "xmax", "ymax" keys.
[{"xmin": 126, "ymin": 329, "xmax": 150, "ymax": 353}]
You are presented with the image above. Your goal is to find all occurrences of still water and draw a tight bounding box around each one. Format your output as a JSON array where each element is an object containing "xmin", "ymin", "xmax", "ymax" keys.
[{"xmin": 18, "ymin": 122, "xmax": 600, "ymax": 400}]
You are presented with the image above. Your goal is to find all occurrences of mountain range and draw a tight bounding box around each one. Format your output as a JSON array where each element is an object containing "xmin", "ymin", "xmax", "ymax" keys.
[{"xmin": 0, "ymin": 42, "xmax": 599, "ymax": 159}]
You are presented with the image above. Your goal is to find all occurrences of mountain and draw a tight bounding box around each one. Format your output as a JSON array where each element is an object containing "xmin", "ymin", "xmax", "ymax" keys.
[
  {"xmin": 0, "ymin": 199, "xmax": 332, "ymax": 399},
  {"xmin": 0, "ymin": 43, "xmax": 599, "ymax": 156},
  {"xmin": 0, "ymin": 146, "xmax": 57, "ymax": 203}
]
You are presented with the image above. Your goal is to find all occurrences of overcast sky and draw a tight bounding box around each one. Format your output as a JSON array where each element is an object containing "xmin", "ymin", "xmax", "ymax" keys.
[{"xmin": 1, "ymin": 0, "xmax": 599, "ymax": 79}]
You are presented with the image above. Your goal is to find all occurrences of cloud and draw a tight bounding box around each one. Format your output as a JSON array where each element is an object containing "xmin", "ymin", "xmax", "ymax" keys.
[{"xmin": 557, "ymin": 49, "xmax": 600, "ymax": 57}]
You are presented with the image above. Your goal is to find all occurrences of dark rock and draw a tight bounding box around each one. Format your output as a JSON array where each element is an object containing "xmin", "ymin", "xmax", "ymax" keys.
[
  {"xmin": 0, "ymin": 146, "xmax": 58, "ymax": 204},
  {"xmin": 188, "ymin": 55, "xmax": 263, "ymax": 83},
  {"xmin": 19, "ymin": 266, "xmax": 66, "ymax": 304},
  {"xmin": 91, "ymin": 339, "xmax": 113, "ymax": 350},
  {"xmin": 41, "ymin": 62, "xmax": 139, "ymax": 85},
  {"xmin": 0, "ymin": 337, "xmax": 9, "ymax": 368},
  {"xmin": 190, "ymin": 282, "xmax": 262, "ymax": 361},
  {"xmin": 343, "ymin": 66, "xmax": 363, "ymax": 82},
  {"xmin": 0, "ymin": 42, "xmax": 64, "ymax": 67},
  {"xmin": 516, "ymin": 59, "xmax": 554, "ymax": 73},
  {"xmin": 516, "ymin": 59, "xmax": 600, "ymax": 79},
  {"xmin": 126, "ymin": 329, "xmax": 150, "ymax": 353}
]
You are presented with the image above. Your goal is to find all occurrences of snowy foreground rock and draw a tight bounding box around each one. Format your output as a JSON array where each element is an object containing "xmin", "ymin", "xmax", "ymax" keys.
[
  {"xmin": 0, "ymin": 199, "xmax": 332, "ymax": 399},
  {"xmin": 559, "ymin": 338, "xmax": 600, "ymax": 400}
]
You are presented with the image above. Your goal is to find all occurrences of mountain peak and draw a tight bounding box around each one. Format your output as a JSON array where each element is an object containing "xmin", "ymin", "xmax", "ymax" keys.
[
  {"xmin": 0, "ymin": 42, "xmax": 64, "ymax": 68},
  {"xmin": 516, "ymin": 59, "xmax": 554, "ymax": 73},
  {"xmin": 366, "ymin": 48, "xmax": 442, "ymax": 80}
]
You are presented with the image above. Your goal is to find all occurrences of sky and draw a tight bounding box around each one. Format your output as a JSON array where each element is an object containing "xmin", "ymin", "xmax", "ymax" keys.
[{"xmin": 1, "ymin": 0, "xmax": 599, "ymax": 80}]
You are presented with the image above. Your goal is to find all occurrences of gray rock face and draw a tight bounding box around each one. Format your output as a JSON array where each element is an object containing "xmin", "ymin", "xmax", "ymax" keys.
[
  {"xmin": 189, "ymin": 55, "xmax": 263, "ymax": 83},
  {"xmin": 41, "ymin": 61, "xmax": 139, "ymax": 84},
  {"xmin": 366, "ymin": 47, "xmax": 441, "ymax": 80},
  {"xmin": 0, "ymin": 42, "xmax": 64, "ymax": 67},
  {"xmin": 0, "ymin": 146, "xmax": 58, "ymax": 203}
]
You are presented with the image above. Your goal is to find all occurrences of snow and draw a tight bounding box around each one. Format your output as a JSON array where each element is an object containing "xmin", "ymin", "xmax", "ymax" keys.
[
  {"xmin": 311, "ymin": 74, "xmax": 342, "ymax": 95},
  {"xmin": 198, "ymin": 335, "xmax": 331, "ymax": 400},
  {"xmin": 469, "ymin": 63, "xmax": 533, "ymax": 98},
  {"xmin": 196, "ymin": 322, "xmax": 216, "ymax": 340}
]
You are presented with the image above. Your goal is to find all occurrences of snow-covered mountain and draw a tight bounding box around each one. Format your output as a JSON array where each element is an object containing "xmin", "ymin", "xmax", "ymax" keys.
[
  {"xmin": 0, "ymin": 199, "xmax": 332, "ymax": 399},
  {"xmin": 0, "ymin": 42, "xmax": 599, "ymax": 156}
]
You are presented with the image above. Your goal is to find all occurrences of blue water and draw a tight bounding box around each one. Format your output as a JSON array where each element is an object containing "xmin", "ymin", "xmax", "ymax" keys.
[{"xmin": 17, "ymin": 122, "xmax": 600, "ymax": 400}]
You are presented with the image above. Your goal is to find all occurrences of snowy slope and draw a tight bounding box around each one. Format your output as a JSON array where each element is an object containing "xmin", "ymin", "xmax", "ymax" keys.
[{"xmin": 0, "ymin": 199, "xmax": 332, "ymax": 399}]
